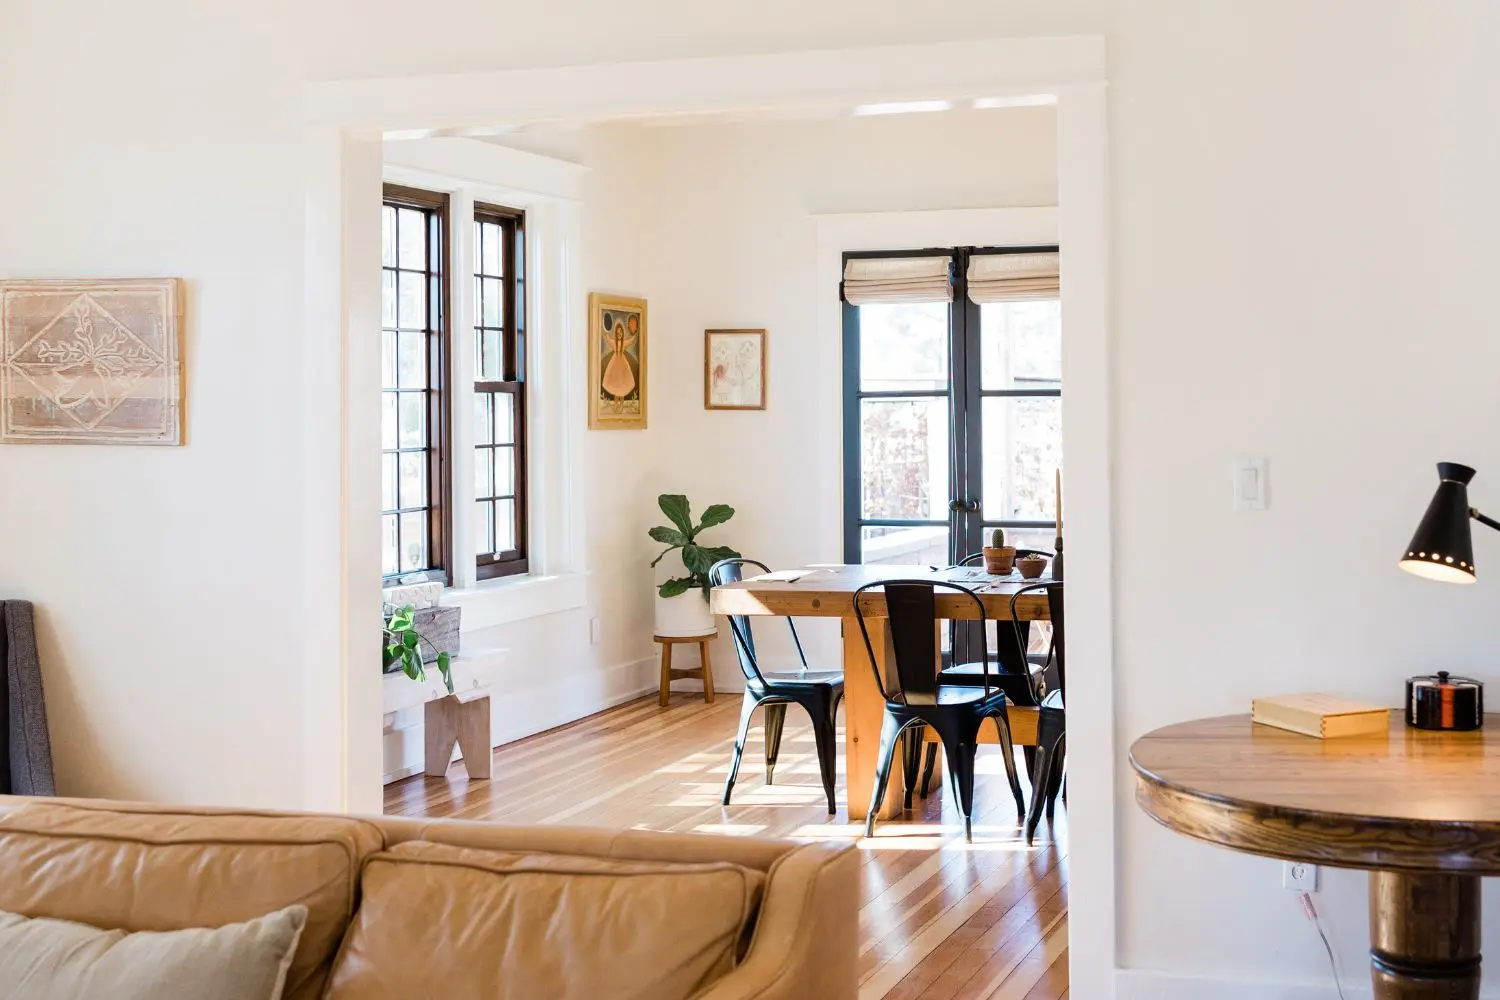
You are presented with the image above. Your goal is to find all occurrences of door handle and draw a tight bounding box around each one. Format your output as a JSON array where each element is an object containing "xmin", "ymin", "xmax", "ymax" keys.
[{"xmin": 949, "ymin": 497, "xmax": 981, "ymax": 513}]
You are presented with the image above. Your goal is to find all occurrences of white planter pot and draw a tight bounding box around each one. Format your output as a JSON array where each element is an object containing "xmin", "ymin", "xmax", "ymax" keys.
[{"xmin": 654, "ymin": 590, "xmax": 716, "ymax": 638}]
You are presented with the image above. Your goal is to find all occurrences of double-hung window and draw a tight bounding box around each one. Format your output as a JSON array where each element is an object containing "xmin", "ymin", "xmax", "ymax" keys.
[
  {"xmin": 472, "ymin": 204, "xmax": 528, "ymax": 580},
  {"xmin": 381, "ymin": 185, "xmax": 452, "ymax": 584}
]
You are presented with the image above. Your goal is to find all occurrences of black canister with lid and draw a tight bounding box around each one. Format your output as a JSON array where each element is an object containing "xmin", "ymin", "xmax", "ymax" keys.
[{"xmin": 1405, "ymin": 671, "xmax": 1484, "ymax": 730}]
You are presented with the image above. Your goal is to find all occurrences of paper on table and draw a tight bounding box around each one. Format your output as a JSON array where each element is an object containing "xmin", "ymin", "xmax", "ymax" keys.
[{"xmin": 751, "ymin": 570, "xmax": 814, "ymax": 583}]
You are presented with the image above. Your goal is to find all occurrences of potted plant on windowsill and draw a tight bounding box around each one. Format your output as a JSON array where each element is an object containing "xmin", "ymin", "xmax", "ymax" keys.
[
  {"xmin": 648, "ymin": 494, "xmax": 739, "ymax": 638},
  {"xmin": 382, "ymin": 604, "xmax": 454, "ymax": 695}
]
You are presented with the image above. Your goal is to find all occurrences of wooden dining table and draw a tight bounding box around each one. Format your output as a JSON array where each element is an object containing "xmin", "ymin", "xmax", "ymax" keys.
[{"xmin": 709, "ymin": 564, "xmax": 1052, "ymax": 821}]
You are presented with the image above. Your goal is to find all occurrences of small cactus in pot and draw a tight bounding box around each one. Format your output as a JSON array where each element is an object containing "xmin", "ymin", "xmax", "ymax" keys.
[{"xmin": 982, "ymin": 527, "xmax": 1017, "ymax": 575}]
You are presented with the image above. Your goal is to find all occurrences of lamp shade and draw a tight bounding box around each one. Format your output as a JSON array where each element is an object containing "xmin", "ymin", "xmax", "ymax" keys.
[{"xmin": 1400, "ymin": 462, "xmax": 1478, "ymax": 584}]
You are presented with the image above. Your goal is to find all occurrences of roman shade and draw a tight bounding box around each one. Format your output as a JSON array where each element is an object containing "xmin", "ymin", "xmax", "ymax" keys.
[
  {"xmin": 966, "ymin": 252, "xmax": 1060, "ymax": 303},
  {"xmin": 842, "ymin": 256, "xmax": 953, "ymax": 305}
]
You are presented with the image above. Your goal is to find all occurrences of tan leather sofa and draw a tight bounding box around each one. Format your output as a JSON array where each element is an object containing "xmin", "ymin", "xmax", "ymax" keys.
[{"xmin": 0, "ymin": 796, "xmax": 857, "ymax": 999}]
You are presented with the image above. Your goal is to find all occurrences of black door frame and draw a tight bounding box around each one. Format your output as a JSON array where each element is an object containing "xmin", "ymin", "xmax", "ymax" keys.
[{"xmin": 842, "ymin": 244, "xmax": 1061, "ymax": 663}]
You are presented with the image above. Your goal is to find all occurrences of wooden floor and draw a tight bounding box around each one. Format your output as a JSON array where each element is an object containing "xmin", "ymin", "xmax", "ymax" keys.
[{"xmin": 385, "ymin": 693, "xmax": 1068, "ymax": 1000}]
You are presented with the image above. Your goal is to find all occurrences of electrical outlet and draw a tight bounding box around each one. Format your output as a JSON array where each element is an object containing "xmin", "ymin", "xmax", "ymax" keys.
[
  {"xmin": 1283, "ymin": 861, "xmax": 1319, "ymax": 892},
  {"xmin": 589, "ymin": 617, "xmax": 602, "ymax": 645}
]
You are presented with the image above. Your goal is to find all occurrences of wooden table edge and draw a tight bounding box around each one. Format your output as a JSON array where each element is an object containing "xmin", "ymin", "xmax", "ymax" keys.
[{"xmin": 1130, "ymin": 745, "xmax": 1500, "ymax": 876}]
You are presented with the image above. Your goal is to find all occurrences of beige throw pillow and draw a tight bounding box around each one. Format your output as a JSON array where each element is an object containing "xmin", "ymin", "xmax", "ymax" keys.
[{"xmin": 0, "ymin": 904, "xmax": 308, "ymax": 1000}]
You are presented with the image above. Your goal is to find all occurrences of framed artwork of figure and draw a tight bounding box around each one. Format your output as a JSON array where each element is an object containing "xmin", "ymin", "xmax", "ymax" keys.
[{"xmin": 588, "ymin": 292, "xmax": 647, "ymax": 430}]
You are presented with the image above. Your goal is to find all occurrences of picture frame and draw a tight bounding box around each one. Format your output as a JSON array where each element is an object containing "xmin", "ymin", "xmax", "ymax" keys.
[
  {"xmin": 704, "ymin": 329, "xmax": 767, "ymax": 411},
  {"xmin": 588, "ymin": 292, "xmax": 648, "ymax": 430},
  {"xmin": 0, "ymin": 277, "xmax": 185, "ymax": 445}
]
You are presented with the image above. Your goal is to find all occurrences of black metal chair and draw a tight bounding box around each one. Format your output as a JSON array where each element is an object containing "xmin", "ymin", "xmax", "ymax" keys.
[
  {"xmin": 853, "ymin": 580, "xmax": 1026, "ymax": 842},
  {"xmin": 708, "ymin": 558, "xmax": 844, "ymax": 815},
  {"xmin": 935, "ymin": 550, "xmax": 1052, "ymax": 705},
  {"xmin": 1018, "ymin": 581, "xmax": 1065, "ymax": 845},
  {"xmin": 909, "ymin": 551, "xmax": 1052, "ymax": 796}
]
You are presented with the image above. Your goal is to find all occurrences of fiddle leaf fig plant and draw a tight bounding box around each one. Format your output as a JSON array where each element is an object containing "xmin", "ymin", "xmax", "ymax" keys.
[
  {"xmin": 383, "ymin": 604, "xmax": 454, "ymax": 695},
  {"xmin": 648, "ymin": 494, "xmax": 740, "ymax": 600}
]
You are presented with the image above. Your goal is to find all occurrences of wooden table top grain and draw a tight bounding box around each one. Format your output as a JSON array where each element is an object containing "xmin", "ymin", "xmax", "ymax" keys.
[
  {"xmin": 1131, "ymin": 713, "xmax": 1500, "ymax": 874},
  {"xmin": 709, "ymin": 564, "xmax": 1053, "ymax": 620}
]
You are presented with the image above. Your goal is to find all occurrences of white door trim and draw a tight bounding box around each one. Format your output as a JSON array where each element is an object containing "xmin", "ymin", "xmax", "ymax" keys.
[{"xmin": 301, "ymin": 36, "xmax": 1114, "ymax": 997}]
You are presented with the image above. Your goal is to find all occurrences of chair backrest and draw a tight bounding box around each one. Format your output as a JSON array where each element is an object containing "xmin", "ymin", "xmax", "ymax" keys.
[
  {"xmin": 1010, "ymin": 582, "xmax": 1064, "ymax": 704},
  {"xmin": 707, "ymin": 559, "xmax": 808, "ymax": 685},
  {"xmin": 853, "ymin": 580, "xmax": 988, "ymax": 705}
]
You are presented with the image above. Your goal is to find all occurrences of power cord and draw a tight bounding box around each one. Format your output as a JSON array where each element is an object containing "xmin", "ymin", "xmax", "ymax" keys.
[{"xmin": 1300, "ymin": 892, "xmax": 1347, "ymax": 1000}]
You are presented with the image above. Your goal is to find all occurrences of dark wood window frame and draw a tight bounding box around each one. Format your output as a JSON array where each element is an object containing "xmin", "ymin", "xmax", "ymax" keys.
[
  {"xmin": 382, "ymin": 184, "xmax": 453, "ymax": 586},
  {"xmin": 473, "ymin": 202, "xmax": 529, "ymax": 580}
]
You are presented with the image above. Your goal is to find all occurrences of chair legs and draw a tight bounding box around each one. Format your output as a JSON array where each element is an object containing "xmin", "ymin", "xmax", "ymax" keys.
[
  {"xmin": 987, "ymin": 711, "xmax": 1027, "ymax": 821},
  {"xmin": 863, "ymin": 714, "xmax": 907, "ymax": 839},
  {"xmin": 930, "ymin": 718, "xmax": 982, "ymax": 843},
  {"xmin": 763, "ymin": 703, "xmax": 788, "ymax": 784},
  {"xmin": 722, "ymin": 692, "xmax": 759, "ymax": 806},
  {"xmin": 901, "ymin": 727, "xmax": 926, "ymax": 810},
  {"xmin": 812, "ymin": 692, "xmax": 839, "ymax": 815},
  {"xmin": 919, "ymin": 742, "xmax": 939, "ymax": 798},
  {"xmin": 723, "ymin": 690, "xmax": 842, "ymax": 815},
  {"xmin": 1025, "ymin": 710, "xmax": 1066, "ymax": 845}
]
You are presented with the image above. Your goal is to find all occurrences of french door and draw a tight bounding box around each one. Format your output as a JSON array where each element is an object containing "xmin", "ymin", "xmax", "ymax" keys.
[{"xmin": 842, "ymin": 246, "xmax": 1062, "ymax": 571}]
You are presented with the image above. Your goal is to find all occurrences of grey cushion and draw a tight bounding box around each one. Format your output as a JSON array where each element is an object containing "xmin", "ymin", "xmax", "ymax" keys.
[
  {"xmin": 2, "ymin": 601, "xmax": 54, "ymax": 796},
  {"xmin": 0, "ymin": 904, "xmax": 308, "ymax": 1000}
]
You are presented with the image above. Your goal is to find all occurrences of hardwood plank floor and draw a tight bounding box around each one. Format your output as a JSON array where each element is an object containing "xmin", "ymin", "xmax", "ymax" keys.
[{"xmin": 385, "ymin": 693, "xmax": 1068, "ymax": 1000}]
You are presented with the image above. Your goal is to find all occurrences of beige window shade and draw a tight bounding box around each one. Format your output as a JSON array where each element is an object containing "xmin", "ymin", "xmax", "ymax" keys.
[
  {"xmin": 966, "ymin": 252, "xmax": 1060, "ymax": 303},
  {"xmin": 842, "ymin": 256, "xmax": 953, "ymax": 305}
]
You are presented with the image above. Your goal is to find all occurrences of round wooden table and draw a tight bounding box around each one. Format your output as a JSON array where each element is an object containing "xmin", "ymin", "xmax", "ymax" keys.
[{"xmin": 1131, "ymin": 713, "xmax": 1500, "ymax": 1000}]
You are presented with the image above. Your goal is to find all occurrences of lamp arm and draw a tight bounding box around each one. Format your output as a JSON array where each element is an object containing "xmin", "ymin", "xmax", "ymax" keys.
[{"xmin": 1471, "ymin": 508, "xmax": 1500, "ymax": 534}]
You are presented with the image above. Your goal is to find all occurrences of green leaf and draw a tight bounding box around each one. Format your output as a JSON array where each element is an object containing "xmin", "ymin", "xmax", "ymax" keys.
[
  {"xmin": 649, "ymin": 545, "xmax": 682, "ymax": 569},
  {"xmin": 680, "ymin": 544, "xmax": 714, "ymax": 575},
  {"xmin": 403, "ymin": 630, "xmax": 420, "ymax": 650},
  {"xmin": 698, "ymin": 545, "xmax": 740, "ymax": 569},
  {"xmin": 389, "ymin": 606, "xmax": 415, "ymax": 630},
  {"xmin": 658, "ymin": 576, "xmax": 696, "ymax": 599},
  {"xmin": 436, "ymin": 651, "xmax": 454, "ymax": 696},
  {"xmin": 649, "ymin": 525, "xmax": 689, "ymax": 546},
  {"xmin": 658, "ymin": 495, "xmax": 694, "ymax": 538},
  {"xmin": 696, "ymin": 504, "xmax": 735, "ymax": 531}
]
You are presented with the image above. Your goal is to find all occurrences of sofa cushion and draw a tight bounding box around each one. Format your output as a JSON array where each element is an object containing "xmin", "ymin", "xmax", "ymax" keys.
[
  {"xmin": 0, "ymin": 904, "xmax": 307, "ymax": 1000},
  {"xmin": 325, "ymin": 840, "xmax": 766, "ymax": 1000},
  {"xmin": 0, "ymin": 802, "xmax": 383, "ymax": 1000}
]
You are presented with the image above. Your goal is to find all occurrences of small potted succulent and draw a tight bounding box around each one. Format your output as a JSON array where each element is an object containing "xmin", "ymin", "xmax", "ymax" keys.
[
  {"xmin": 1018, "ymin": 552, "xmax": 1050, "ymax": 580},
  {"xmin": 982, "ymin": 527, "xmax": 1017, "ymax": 575}
]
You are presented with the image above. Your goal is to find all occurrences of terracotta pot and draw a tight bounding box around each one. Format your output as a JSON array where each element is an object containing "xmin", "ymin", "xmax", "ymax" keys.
[
  {"xmin": 982, "ymin": 546, "xmax": 1017, "ymax": 575},
  {"xmin": 1017, "ymin": 555, "xmax": 1048, "ymax": 580}
]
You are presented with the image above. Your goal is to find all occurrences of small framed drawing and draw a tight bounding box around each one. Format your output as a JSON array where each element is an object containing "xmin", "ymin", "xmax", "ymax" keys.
[
  {"xmin": 588, "ymin": 292, "xmax": 648, "ymax": 430},
  {"xmin": 704, "ymin": 329, "xmax": 766, "ymax": 411},
  {"xmin": 0, "ymin": 277, "xmax": 185, "ymax": 445}
]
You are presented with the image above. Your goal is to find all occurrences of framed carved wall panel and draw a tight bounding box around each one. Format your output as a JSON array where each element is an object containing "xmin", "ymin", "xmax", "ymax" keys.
[{"xmin": 0, "ymin": 278, "xmax": 184, "ymax": 445}]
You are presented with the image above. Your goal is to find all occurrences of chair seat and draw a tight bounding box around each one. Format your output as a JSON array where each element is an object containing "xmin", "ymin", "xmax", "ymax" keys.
[
  {"xmin": 939, "ymin": 659, "xmax": 1045, "ymax": 680},
  {"xmin": 757, "ymin": 669, "xmax": 844, "ymax": 687},
  {"xmin": 902, "ymin": 687, "xmax": 1009, "ymax": 708}
]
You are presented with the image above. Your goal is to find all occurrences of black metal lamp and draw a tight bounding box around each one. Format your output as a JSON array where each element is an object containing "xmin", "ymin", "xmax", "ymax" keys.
[{"xmin": 1399, "ymin": 462, "xmax": 1500, "ymax": 584}]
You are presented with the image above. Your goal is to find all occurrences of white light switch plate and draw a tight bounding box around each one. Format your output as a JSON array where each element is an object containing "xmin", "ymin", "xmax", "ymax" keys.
[{"xmin": 1233, "ymin": 457, "xmax": 1268, "ymax": 511}]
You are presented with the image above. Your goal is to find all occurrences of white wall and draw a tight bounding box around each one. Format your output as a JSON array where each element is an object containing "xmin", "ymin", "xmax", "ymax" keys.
[
  {"xmin": 10, "ymin": 0, "xmax": 1500, "ymax": 995},
  {"xmin": 0, "ymin": 1, "xmax": 306, "ymax": 807},
  {"xmin": 622, "ymin": 108, "xmax": 1057, "ymax": 682}
]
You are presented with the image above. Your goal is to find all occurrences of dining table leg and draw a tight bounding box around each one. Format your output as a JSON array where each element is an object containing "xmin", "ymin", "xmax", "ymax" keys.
[
  {"xmin": 843, "ymin": 615, "xmax": 904, "ymax": 822},
  {"xmin": 1369, "ymin": 871, "xmax": 1480, "ymax": 999}
]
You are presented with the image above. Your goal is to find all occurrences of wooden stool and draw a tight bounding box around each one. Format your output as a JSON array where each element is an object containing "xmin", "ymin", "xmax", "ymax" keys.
[
  {"xmin": 656, "ymin": 632, "xmax": 716, "ymax": 706},
  {"xmin": 424, "ymin": 694, "xmax": 492, "ymax": 779}
]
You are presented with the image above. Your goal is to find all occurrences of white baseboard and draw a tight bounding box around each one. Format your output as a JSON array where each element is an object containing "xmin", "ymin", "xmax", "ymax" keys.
[
  {"xmin": 1117, "ymin": 967, "xmax": 1500, "ymax": 1000},
  {"xmin": 1116, "ymin": 969, "xmax": 1346, "ymax": 1000},
  {"xmin": 382, "ymin": 655, "xmax": 659, "ymax": 784}
]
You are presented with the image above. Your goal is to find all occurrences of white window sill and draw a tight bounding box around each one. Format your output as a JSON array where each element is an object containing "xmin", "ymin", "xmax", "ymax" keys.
[{"xmin": 440, "ymin": 572, "xmax": 587, "ymax": 632}]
